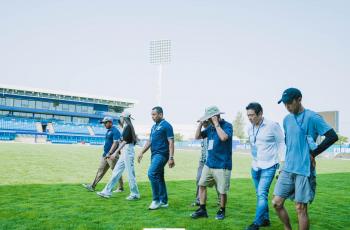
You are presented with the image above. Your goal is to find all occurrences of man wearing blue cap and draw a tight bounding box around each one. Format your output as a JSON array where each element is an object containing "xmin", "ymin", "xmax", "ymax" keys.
[
  {"xmin": 272, "ymin": 88, "xmax": 338, "ymax": 230},
  {"xmin": 82, "ymin": 116, "xmax": 123, "ymax": 192}
]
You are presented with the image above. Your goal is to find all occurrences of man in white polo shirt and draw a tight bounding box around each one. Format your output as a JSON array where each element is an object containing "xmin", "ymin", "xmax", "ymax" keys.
[{"xmin": 245, "ymin": 102, "xmax": 285, "ymax": 230}]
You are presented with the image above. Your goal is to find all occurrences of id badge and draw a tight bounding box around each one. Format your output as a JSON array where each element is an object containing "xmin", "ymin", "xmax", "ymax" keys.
[
  {"xmin": 208, "ymin": 140, "xmax": 214, "ymax": 151},
  {"xmin": 251, "ymin": 144, "xmax": 258, "ymax": 158}
]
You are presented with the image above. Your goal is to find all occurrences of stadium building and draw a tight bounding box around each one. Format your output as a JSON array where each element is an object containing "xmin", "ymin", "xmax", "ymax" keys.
[{"xmin": 0, "ymin": 85, "xmax": 135, "ymax": 144}]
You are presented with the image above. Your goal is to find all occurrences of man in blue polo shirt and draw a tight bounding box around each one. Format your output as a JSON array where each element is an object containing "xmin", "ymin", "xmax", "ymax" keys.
[
  {"xmin": 191, "ymin": 106, "xmax": 233, "ymax": 220},
  {"xmin": 82, "ymin": 116, "xmax": 122, "ymax": 192},
  {"xmin": 272, "ymin": 88, "xmax": 338, "ymax": 230},
  {"xmin": 137, "ymin": 106, "xmax": 175, "ymax": 210}
]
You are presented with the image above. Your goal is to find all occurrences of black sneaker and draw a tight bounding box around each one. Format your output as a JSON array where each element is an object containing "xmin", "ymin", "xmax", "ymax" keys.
[
  {"xmin": 246, "ymin": 223, "xmax": 259, "ymax": 230},
  {"xmin": 215, "ymin": 208, "xmax": 225, "ymax": 220},
  {"xmin": 260, "ymin": 219, "xmax": 271, "ymax": 227},
  {"xmin": 190, "ymin": 208, "xmax": 208, "ymax": 219}
]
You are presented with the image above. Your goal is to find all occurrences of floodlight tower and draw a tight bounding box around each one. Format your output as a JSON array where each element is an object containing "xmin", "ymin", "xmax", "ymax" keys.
[{"xmin": 149, "ymin": 40, "xmax": 171, "ymax": 106}]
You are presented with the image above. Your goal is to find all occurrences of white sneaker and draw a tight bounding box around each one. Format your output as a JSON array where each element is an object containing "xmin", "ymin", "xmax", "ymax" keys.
[
  {"xmin": 148, "ymin": 201, "xmax": 161, "ymax": 210},
  {"xmin": 159, "ymin": 202, "xmax": 168, "ymax": 208},
  {"xmin": 113, "ymin": 188, "xmax": 124, "ymax": 193},
  {"xmin": 96, "ymin": 191, "xmax": 111, "ymax": 198},
  {"xmin": 126, "ymin": 195, "xmax": 140, "ymax": 201}
]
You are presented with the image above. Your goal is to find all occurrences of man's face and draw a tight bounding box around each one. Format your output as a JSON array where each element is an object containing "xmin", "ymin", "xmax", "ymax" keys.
[
  {"xmin": 284, "ymin": 98, "xmax": 301, "ymax": 114},
  {"xmin": 104, "ymin": 121, "xmax": 112, "ymax": 129},
  {"xmin": 151, "ymin": 110, "xmax": 163, "ymax": 123},
  {"xmin": 247, "ymin": 109, "xmax": 262, "ymax": 125}
]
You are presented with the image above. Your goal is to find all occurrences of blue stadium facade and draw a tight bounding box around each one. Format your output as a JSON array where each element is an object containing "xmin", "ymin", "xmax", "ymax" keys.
[{"xmin": 0, "ymin": 85, "xmax": 135, "ymax": 145}]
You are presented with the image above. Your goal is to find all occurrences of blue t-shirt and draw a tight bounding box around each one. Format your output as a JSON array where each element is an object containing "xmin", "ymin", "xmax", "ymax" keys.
[
  {"xmin": 283, "ymin": 109, "xmax": 331, "ymax": 176},
  {"xmin": 103, "ymin": 125, "xmax": 121, "ymax": 157},
  {"xmin": 201, "ymin": 120, "xmax": 233, "ymax": 170},
  {"xmin": 150, "ymin": 119, "xmax": 174, "ymax": 157}
]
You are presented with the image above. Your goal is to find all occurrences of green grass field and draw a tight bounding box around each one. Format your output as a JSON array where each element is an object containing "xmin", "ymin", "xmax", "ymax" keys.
[{"xmin": 0, "ymin": 143, "xmax": 349, "ymax": 230}]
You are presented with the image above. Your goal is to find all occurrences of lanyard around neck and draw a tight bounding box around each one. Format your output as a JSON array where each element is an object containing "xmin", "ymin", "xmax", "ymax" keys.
[{"xmin": 252, "ymin": 118, "xmax": 264, "ymax": 144}]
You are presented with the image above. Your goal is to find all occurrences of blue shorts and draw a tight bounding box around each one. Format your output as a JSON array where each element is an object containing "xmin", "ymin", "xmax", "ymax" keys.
[{"xmin": 273, "ymin": 170, "xmax": 316, "ymax": 204}]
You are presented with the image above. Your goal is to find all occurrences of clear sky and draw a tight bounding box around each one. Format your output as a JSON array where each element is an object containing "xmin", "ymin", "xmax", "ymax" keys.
[{"xmin": 1, "ymin": 1, "xmax": 349, "ymax": 137}]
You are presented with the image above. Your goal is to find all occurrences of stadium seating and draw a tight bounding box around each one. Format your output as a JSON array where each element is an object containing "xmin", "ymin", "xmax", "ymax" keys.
[
  {"xmin": 0, "ymin": 117, "xmax": 36, "ymax": 132},
  {"xmin": 52, "ymin": 122, "xmax": 90, "ymax": 135},
  {"xmin": 90, "ymin": 124, "xmax": 106, "ymax": 136}
]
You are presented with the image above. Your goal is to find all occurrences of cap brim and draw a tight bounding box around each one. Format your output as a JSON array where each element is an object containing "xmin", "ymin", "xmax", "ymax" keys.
[{"xmin": 198, "ymin": 112, "xmax": 224, "ymax": 122}]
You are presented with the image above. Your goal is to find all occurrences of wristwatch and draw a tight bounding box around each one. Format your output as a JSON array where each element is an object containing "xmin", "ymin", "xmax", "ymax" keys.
[{"xmin": 169, "ymin": 156, "xmax": 174, "ymax": 160}]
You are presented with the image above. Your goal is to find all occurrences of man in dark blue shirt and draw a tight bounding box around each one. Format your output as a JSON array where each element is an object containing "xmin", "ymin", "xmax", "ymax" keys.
[
  {"xmin": 192, "ymin": 106, "xmax": 233, "ymax": 220},
  {"xmin": 138, "ymin": 106, "xmax": 175, "ymax": 210},
  {"xmin": 82, "ymin": 116, "xmax": 122, "ymax": 192}
]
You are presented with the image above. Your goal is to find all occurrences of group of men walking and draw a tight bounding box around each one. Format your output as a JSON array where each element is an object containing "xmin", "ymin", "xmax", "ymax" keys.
[{"xmin": 82, "ymin": 87, "xmax": 338, "ymax": 230}]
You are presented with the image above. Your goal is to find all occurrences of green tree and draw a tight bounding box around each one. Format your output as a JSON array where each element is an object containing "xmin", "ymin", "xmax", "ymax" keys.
[
  {"xmin": 233, "ymin": 111, "xmax": 246, "ymax": 140},
  {"xmin": 336, "ymin": 134, "xmax": 348, "ymax": 145},
  {"xmin": 174, "ymin": 133, "xmax": 184, "ymax": 142}
]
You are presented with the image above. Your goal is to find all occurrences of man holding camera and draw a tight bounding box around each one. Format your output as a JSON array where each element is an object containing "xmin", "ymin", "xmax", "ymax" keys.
[{"xmin": 191, "ymin": 106, "xmax": 233, "ymax": 220}]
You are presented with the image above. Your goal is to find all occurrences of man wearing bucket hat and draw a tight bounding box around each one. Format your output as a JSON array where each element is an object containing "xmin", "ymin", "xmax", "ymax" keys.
[
  {"xmin": 82, "ymin": 116, "xmax": 123, "ymax": 192},
  {"xmin": 191, "ymin": 106, "xmax": 233, "ymax": 220},
  {"xmin": 97, "ymin": 111, "xmax": 140, "ymax": 200},
  {"xmin": 272, "ymin": 88, "xmax": 338, "ymax": 230}
]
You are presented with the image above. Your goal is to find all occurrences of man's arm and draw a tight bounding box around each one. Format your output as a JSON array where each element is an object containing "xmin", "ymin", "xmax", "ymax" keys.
[
  {"xmin": 168, "ymin": 138, "xmax": 175, "ymax": 168},
  {"xmin": 106, "ymin": 140, "xmax": 119, "ymax": 157},
  {"xmin": 211, "ymin": 116, "xmax": 229, "ymax": 142},
  {"xmin": 195, "ymin": 122, "xmax": 204, "ymax": 140},
  {"xmin": 311, "ymin": 129, "xmax": 338, "ymax": 158},
  {"xmin": 108, "ymin": 140, "xmax": 127, "ymax": 160}
]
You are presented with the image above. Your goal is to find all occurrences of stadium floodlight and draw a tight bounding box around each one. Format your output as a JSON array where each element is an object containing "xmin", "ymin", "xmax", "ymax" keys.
[{"xmin": 149, "ymin": 40, "xmax": 171, "ymax": 106}]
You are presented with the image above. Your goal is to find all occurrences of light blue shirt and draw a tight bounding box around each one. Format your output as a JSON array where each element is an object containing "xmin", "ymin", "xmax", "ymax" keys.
[
  {"xmin": 248, "ymin": 118, "xmax": 285, "ymax": 170},
  {"xmin": 283, "ymin": 109, "xmax": 331, "ymax": 176}
]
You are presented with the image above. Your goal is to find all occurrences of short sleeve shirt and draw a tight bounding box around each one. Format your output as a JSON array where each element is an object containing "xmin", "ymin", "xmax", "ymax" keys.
[
  {"xmin": 150, "ymin": 119, "xmax": 174, "ymax": 157},
  {"xmin": 283, "ymin": 109, "xmax": 331, "ymax": 176},
  {"xmin": 201, "ymin": 120, "xmax": 233, "ymax": 170},
  {"xmin": 103, "ymin": 125, "xmax": 121, "ymax": 157}
]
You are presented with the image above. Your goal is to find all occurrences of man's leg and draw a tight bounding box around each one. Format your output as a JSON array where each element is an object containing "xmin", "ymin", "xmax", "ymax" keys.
[
  {"xmin": 194, "ymin": 162, "xmax": 204, "ymax": 204},
  {"xmin": 199, "ymin": 185, "xmax": 207, "ymax": 205},
  {"xmin": 272, "ymin": 196, "xmax": 292, "ymax": 230},
  {"xmin": 91, "ymin": 157, "xmax": 109, "ymax": 189},
  {"xmin": 219, "ymin": 193, "xmax": 227, "ymax": 208},
  {"xmin": 148, "ymin": 154, "xmax": 163, "ymax": 202},
  {"xmin": 158, "ymin": 156, "xmax": 168, "ymax": 204},
  {"xmin": 254, "ymin": 166, "xmax": 277, "ymax": 226},
  {"xmin": 295, "ymin": 203, "xmax": 309, "ymax": 230}
]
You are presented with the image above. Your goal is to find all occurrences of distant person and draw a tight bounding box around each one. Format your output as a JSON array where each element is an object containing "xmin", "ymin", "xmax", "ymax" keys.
[
  {"xmin": 272, "ymin": 88, "xmax": 338, "ymax": 230},
  {"xmin": 137, "ymin": 106, "xmax": 175, "ymax": 210},
  {"xmin": 82, "ymin": 116, "xmax": 123, "ymax": 192},
  {"xmin": 245, "ymin": 102, "xmax": 285, "ymax": 230},
  {"xmin": 97, "ymin": 111, "xmax": 140, "ymax": 200},
  {"xmin": 192, "ymin": 120, "xmax": 220, "ymax": 207},
  {"xmin": 191, "ymin": 106, "xmax": 233, "ymax": 220}
]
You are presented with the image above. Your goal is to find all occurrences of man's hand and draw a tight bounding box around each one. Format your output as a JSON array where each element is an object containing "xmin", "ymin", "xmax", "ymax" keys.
[
  {"xmin": 168, "ymin": 159, "xmax": 175, "ymax": 168},
  {"xmin": 108, "ymin": 153, "xmax": 117, "ymax": 161},
  {"xmin": 137, "ymin": 152, "xmax": 143, "ymax": 163},
  {"xmin": 310, "ymin": 154, "xmax": 316, "ymax": 168},
  {"xmin": 211, "ymin": 116, "xmax": 219, "ymax": 127}
]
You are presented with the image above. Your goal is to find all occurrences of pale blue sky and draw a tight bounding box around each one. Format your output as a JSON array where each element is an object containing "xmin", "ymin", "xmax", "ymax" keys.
[{"xmin": 1, "ymin": 1, "xmax": 349, "ymax": 136}]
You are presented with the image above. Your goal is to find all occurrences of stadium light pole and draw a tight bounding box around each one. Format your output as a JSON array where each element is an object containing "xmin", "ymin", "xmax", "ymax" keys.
[{"xmin": 149, "ymin": 40, "xmax": 171, "ymax": 106}]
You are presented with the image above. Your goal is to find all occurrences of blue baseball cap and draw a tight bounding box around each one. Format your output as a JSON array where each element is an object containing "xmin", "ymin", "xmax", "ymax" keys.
[{"xmin": 278, "ymin": 88, "xmax": 302, "ymax": 104}]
